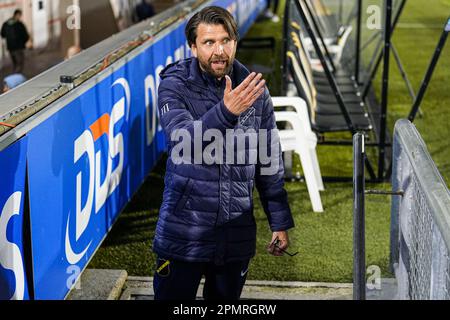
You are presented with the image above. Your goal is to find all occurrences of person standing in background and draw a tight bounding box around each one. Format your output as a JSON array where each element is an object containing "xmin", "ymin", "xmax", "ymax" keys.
[
  {"xmin": 135, "ymin": 0, "xmax": 156, "ymax": 22},
  {"xmin": 1, "ymin": 9, "xmax": 31, "ymax": 73},
  {"xmin": 262, "ymin": 0, "xmax": 280, "ymax": 23}
]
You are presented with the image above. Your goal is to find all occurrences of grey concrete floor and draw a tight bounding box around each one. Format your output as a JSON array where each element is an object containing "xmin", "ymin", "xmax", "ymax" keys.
[
  {"xmin": 0, "ymin": 41, "xmax": 64, "ymax": 87},
  {"xmin": 120, "ymin": 276, "xmax": 398, "ymax": 301},
  {"xmin": 67, "ymin": 269, "xmax": 398, "ymax": 301}
]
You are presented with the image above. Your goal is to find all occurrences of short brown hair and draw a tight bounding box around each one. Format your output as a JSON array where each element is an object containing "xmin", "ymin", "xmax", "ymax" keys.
[{"xmin": 185, "ymin": 6, "xmax": 239, "ymax": 47}]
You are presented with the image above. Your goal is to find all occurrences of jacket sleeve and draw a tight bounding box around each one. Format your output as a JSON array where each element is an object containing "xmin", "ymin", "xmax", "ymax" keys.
[
  {"xmin": 19, "ymin": 23, "xmax": 29, "ymax": 44},
  {"xmin": 1, "ymin": 23, "xmax": 6, "ymax": 39},
  {"xmin": 255, "ymin": 89, "xmax": 295, "ymax": 232},
  {"xmin": 158, "ymin": 79, "xmax": 238, "ymax": 151}
]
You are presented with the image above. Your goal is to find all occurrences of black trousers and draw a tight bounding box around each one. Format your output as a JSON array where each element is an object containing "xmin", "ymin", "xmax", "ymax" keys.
[
  {"xmin": 267, "ymin": 0, "xmax": 280, "ymax": 13},
  {"xmin": 153, "ymin": 257, "xmax": 250, "ymax": 300},
  {"xmin": 9, "ymin": 49, "xmax": 25, "ymax": 73}
]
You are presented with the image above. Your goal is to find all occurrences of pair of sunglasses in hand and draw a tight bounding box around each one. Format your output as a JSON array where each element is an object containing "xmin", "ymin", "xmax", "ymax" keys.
[{"xmin": 267, "ymin": 237, "xmax": 299, "ymax": 257}]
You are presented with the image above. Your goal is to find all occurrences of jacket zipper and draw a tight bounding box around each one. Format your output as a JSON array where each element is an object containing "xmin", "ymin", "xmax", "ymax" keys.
[
  {"xmin": 217, "ymin": 164, "xmax": 222, "ymax": 227},
  {"xmin": 217, "ymin": 78, "xmax": 222, "ymax": 227}
]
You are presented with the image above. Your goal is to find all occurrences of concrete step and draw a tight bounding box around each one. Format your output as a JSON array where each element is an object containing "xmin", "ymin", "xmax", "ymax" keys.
[
  {"xmin": 120, "ymin": 276, "xmax": 397, "ymax": 300},
  {"xmin": 121, "ymin": 277, "xmax": 352, "ymax": 300},
  {"xmin": 66, "ymin": 269, "xmax": 128, "ymax": 300},
  {"xmin": 66, "ymin": 269, "xmax": 398, "ymax": 300}
]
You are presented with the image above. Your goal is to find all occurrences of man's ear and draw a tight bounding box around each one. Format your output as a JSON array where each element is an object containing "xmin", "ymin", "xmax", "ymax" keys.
[{"xmin": 191, "ymin": 44, "xmax": 198, "ymax": 58}]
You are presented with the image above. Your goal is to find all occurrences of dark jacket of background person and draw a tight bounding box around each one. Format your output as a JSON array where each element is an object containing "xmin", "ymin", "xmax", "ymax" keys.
[
  {"xmin": 1, "ymin": 18, "xmax": 29, "ymax": 51},
  {"xmin": 135, "ymin": 0, "xmax": 155, "ymax": 22},
  {"xmin": 152, "ymin": 57, "xmax": 295, "ymax": 266}
]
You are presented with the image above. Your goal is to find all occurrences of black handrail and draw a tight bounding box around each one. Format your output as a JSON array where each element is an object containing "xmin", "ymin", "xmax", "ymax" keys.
[
  {"xmin": 353, "ymin": 133, "xmax": 366, "ymax": 300},
  {"xmin": 408, "ymin": 18, "xmax": 449, "ymax": 122}
]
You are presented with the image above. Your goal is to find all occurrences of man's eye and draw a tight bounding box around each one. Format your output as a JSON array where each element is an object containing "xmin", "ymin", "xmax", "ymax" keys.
[
  {"xmin": 223, "ymin": 39, "xmax": 229, "ymax": 44},
  {"xmin": 205, "ymin": 41, "xmax": 213, "ymax": 45}
]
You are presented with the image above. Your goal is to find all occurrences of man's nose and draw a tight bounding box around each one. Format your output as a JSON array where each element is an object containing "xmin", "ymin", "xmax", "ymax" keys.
[{"xmin": 213, "ymin": 43, "xmax": 225, "ymax": 55}]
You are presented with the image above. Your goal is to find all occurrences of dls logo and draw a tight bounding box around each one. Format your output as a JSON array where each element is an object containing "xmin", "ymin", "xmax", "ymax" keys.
[
  {"xmin": 0, "ymin": 192, "xmax": 25, "ymax": 300},
  {"xmin": 65, "ymin": 78, "xmax": 130, "ymax": 265}
]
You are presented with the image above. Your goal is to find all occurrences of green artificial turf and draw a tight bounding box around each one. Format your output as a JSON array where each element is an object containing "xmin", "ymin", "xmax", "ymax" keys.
[{"xmin": 88, "ymin": 0, "xmax": 450, "ymax": 283}]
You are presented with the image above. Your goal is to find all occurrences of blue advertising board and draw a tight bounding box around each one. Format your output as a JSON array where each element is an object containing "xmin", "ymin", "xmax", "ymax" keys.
[
  {"xmin": 237, "ymin": 0, "xmax": 267, "ymax": 35},
  {"xmin": 27, "ymin": 22, "xmax": 190, "ymax": 300},
  {"xmin": 213, "ymin": 0, "xmax": 267, "ymax": 36},
  {"xmin": 0, "ymin": 137, "xmax": 29, "ymax": 300}
]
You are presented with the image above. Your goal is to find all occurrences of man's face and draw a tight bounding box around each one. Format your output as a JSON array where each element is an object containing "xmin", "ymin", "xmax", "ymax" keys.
[{"xmin": 191, "ymin": 23, "xmax": 237, "ymax": 79}]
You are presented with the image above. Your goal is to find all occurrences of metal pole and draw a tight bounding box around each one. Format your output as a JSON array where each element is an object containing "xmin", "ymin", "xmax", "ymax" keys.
[
  {"xmin": 342, "ymin": 30, "xmax": 381, "ymax": 70},
  {"xmin": 362, "ymin": 31, "xmax": 382, "ymax": 53},
  {"xmin": 362, "ymin": 0, "xmax": 407, "ymax": 100},
  {"xmin": 365, "ymin": 35, "xmax": 383, "ymax": 79},
  {"xmin": 345, "ymin": 1, "xmax": 359, "ymax": 26},
  {"xmin": 391, "ymin": 43, "xmax": 416, "ymax": 102},
  {"xmin": 338, "ymin": 0, "xmax": 343, "ymax": 27},
  {"xmin": 409, "ymin": 18, "xmax": 449, "ymax": 122},
  {"xmin": 302, "ymin": 0, "xmax": 336, "ymax": 73},
  {"xmin": 282, "ymin": 0, "xmax": 291, "ymax": 96},
  {"xmin": 355, "ymin": 0, "xmax": 363, "ymax": 84},
  {"xmin": 365, "ymin": 190, "xmax": 404, "ymax": 196},
  {"xmin": 353, "ymin": 133, "xmax": 366, "ymax": 300},
  {"xmin": 391, "ymin": 0, "xmax": 408, "ymax": 33},
  {"xmin": 362, "ymin": 43, "xmax": 384, "ymax": 100},
  {"xmin": 378, "ymin": 0, "xmax": 392, "ymax": 180}
]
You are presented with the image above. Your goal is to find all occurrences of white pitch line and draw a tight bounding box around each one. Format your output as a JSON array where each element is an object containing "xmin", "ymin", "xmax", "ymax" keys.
[{"xmin": 396, "ymin": 23, "xmax": 444, "ymax": 29}]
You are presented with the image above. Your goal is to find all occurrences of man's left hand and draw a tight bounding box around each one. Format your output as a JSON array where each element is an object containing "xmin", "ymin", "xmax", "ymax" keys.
[{"xmin": 267, "ymin": 231, "xmax": 290, "ymax": 256}]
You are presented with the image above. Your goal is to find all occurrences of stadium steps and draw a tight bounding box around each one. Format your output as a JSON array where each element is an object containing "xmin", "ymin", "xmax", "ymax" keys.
[
  {"xmin": 66, "ymin": 269, "xmax": 398, "ymax": 300},
  {"xmin": 121, "ymin": 277, "xmax": 398, "ymax": 300},
  {"xmin": 120, "ymin": 277, "xmax": 354, "ymax": 300},
  {"xmin": 66, "ymin": 269, "xmax": 128, "ymax": 300}
]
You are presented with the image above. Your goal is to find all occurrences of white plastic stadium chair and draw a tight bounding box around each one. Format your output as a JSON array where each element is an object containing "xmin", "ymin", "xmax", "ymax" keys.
[{"xmin": 272, "ymin": 97, "xmax": 324, "ymax": 213}]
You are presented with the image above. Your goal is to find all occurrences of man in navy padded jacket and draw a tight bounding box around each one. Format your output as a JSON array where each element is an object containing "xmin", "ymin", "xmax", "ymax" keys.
[{"xmin": 152, "ymin": 6, "xmax": 295, "ymax": 300}]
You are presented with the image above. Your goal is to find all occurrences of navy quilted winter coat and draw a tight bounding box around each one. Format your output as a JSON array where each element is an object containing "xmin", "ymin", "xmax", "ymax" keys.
[{"xmin": 152, "ymin": 57, "xmax": 295, "ymax": 265}]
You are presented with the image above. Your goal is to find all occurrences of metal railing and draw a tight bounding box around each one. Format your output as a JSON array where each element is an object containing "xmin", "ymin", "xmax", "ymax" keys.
[
  {"xmin": 390, "ymin": 119, "xmax": 450, "ymax": 300},
  {"xmin": 353, "ymin": 119, "xmax": 450, "ymax": 300}
]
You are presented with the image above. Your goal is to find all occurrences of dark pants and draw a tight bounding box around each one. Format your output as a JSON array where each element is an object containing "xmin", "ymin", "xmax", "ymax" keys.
[
  {"xmin": 153, "ymin": 257, "xmax": 250, "ymax": 300},
  {"xmin": 267, "ymin": 0, "xmax": 280, "ymax": 13},
  {"xmin": 10, "ymin": 49, "xmax": 25, "ymax": 73}
]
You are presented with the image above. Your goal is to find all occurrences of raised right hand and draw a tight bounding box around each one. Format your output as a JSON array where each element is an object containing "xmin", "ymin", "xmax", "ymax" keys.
[{"xmin": 223, "ymin": 72, "xmax": 266, "ymax": 116}]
